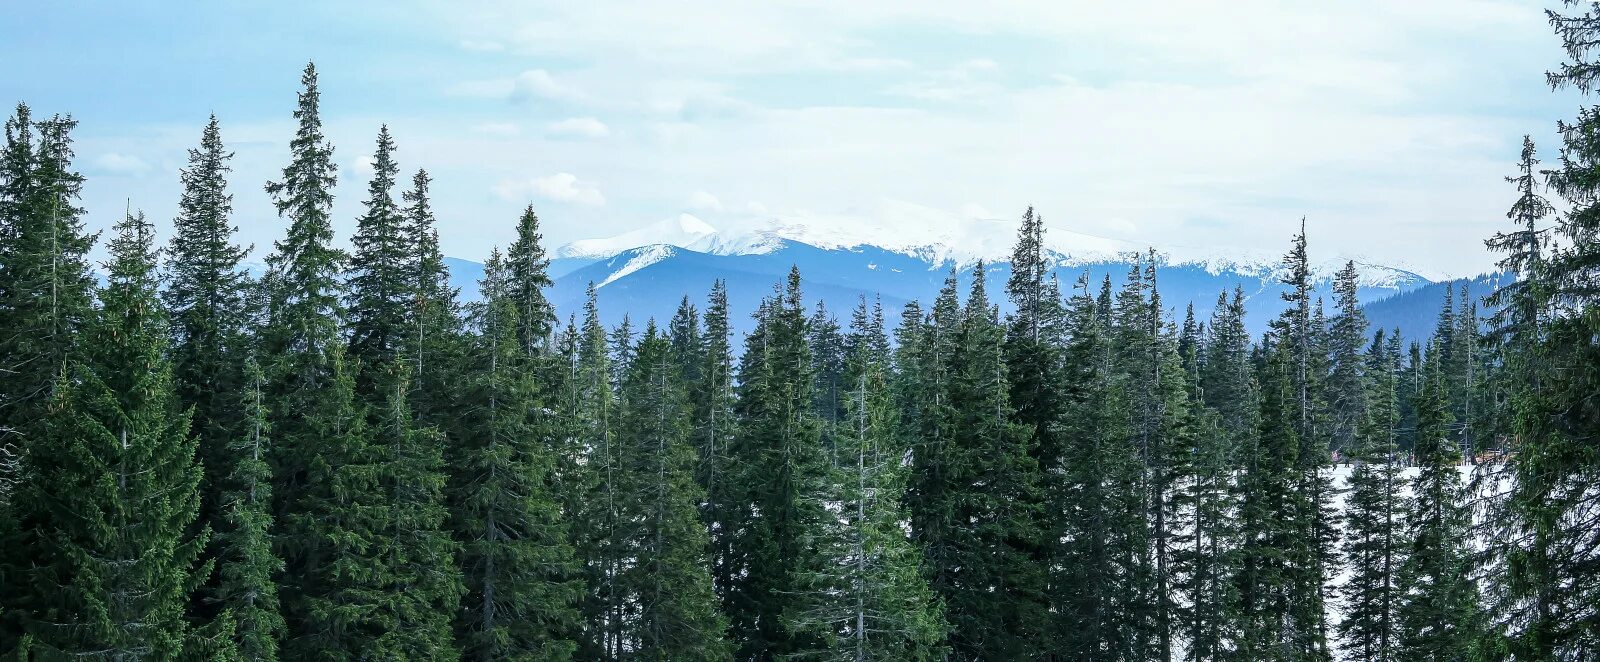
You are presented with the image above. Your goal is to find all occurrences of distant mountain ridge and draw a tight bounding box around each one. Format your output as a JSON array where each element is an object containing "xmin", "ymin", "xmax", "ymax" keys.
[{"xmin": 441, "ymin": 218, "xmax": 1492, "ymax": 343}]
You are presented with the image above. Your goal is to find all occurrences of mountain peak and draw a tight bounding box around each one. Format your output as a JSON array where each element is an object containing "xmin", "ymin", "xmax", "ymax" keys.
[{"xmin": 556, "ymin": 213, "xmax": 718, "ymax": 259}]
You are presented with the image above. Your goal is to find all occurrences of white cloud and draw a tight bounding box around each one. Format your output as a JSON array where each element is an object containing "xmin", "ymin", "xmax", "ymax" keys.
[
  {"xmin": 688, "ymin": 190, "xmax": 723, "ymax": 211},
  {"xmin": 512, "ymin": 69, "xmax": 587, "ymax": 103},
  {"xmin": 497, "ymin": 173, "xmax": 606, "ymax": 206},
  {"xmin": 547, "ymin": 117, "xmax": 610, "ymax": 138},
  {"xmin": 92, "ymin": 152, "xmax": 151, "ymax": 176}
]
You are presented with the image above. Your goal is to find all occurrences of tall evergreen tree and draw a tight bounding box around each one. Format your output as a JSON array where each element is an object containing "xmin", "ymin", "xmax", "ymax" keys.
[
  {"xmin": 0, "ymin": 107, "xmax": 95, "ymax": 457},
  {"xmin": 451, "ymin": 252, "xmax": 583, "ymax": 659},
  {"xmin": 506, "ymin": 205, "xmax": 555, "ymax": 357},
  {"xmin": 568, "ymin": 286, "xmax": 630, "ymax": 660},
  {"xmin": 260, "ymin": 61, "xmax": 345, "ymax": 521},
  {"xmin": 164, "ymin": 115, "xmax": 252, "ymax": 531},
  {"xmin": 1396, "ymin": 352, "xmax": 1480, "ymax": 661},
  {"xmin": 1173, "ymin": 301, "xmax": 1240, "ymax": 662},
  {"xmin": 724, "ymin": 268, "xmax": 832, "ymax": 658},
  {"xmin": 372, "ymin": 368, "xmax": 462, "ymax": 660},
  {"xmin": 1265, "ymin": 221, "xmax": 1335, "ymax": 660},
  {"xmin": 273, "ymin": 341, "xmax": 392, "ymax": 659},
  {"xmin": 786, "ymin": 314, "xmax": 947, "ymax": 661},
  {"xmin": 10, "ymin": 210, "xmax": 216, "ymax": 658},
  {"xmin": 1234, "ymin": 338, "xmax": 1303, "ymax": 660},
  {"xmin": 1054, "ymin": 273, "xmax": 1142, "ymax": 660},
  {"xmin": 345, "ymin": 125, "xmax": 412, "ymax": 395},
  {"xmin": 1337, "ymin": 330, "xmax": 1405, "ymax": 662},
  {"xmin": 215, "ymin": 356, "xmax": 286, "ymax": 660},
  {"xmin": 1485, "ymin": 8, "xmax": 1600, "ymax": 652},
  {"xmin": 689, "ymin": 281, "xmax": 739, "ymax": 606},
  {"xmin": 400, "ymin": 168, "xmax": 467, "ymax": 429},
  {"xmin": 613, "ymin": 325, "xmax": 731, "ymax": 661},
  {"xmin": 1326, "ymin": 261, "xmax": 1370, "ymax": 458},
  {"xmin": 667, "ymin": 296, "xmax": 703, "ymax": 385}
]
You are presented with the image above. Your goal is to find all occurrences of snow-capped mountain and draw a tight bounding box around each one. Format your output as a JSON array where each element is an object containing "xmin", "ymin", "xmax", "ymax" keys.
[{"xmin": 443, "ymin": 216, "xmax": 1487, "ymax": 343}]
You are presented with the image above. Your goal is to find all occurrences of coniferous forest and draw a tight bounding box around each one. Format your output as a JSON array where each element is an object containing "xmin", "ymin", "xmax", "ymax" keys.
[{"xmin": 4, "ymin": 6, "xmax": 1600, "ymax": 662}]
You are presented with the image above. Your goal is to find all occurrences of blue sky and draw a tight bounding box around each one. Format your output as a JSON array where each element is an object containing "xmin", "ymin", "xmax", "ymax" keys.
[{"xmin": 0, "ymin": 0, "xmax": 1583, "ymax": 277}]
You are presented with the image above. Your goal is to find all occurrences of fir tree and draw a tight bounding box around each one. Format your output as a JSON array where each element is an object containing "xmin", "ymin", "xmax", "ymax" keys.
[
  {"xmin": 164, "ymin": 115, "xmax": 252, "ymax": 532},
  {"xmin": 274, "ymin": 342, "xmax": 392, "ymax": 659},
  {"xmin": 1337, "ymin": 330, "xmax": 1405, "ymax": 662},
  {"xmin": 1326, "ymin": 261, "xmax": 1370, "ymax": 458},
  {"xmin": 215, "ymin": 357, "xmax": 287, "ymax": 661},
  {"xmin": 400, "ymin": 168, "xmax": 466, "ymax": 428},
  {"xmin": 1173, "ymin": 300, "xmax": 1241, "ymax": 662},
  {"xmin": 372, "ymin": 368, "xmax": 462, "ymax": 660},
  {"xmin": 690, "ymin": 281, "xmax": 739, "ymax": 609},
  {"xmin": 567, "ymin": 285, "xmax": 630, "ymax": 660},
  {"xmin": 810, "ymin": 301, "xmax": 848, "ymax": 433},
  {"xmin": 1396, "ymin": 352, "xmax": 1480, "ymax": 661},
  {"xmin": 1234, "ymin": 339, "xmax": 1302, "ymax": 660},
  {"xmin": 1266, "ymin": 221, "xmax": 1335, "ymax": 660},
  {"xmin": 346, "ymin": 125, "xmax": 412, "ymax": 396},
  {"xmin": 0, "ymin": 107, "xmax": 95, "ymax": 457},
  {"xmin": 506, "ymin": 205, "xmax": 555, "ymax": 357},
  {"xmin": 667, "ymin": 295, "xmax": 703, "ymax": 385},
  {"xmin": 262, "ymin": 62, "xmax": 343, "ymax": 360},
  {"xmin": 451, "ymin": 253, "xmax": 583, "ymax": 659},
  {"xmin": 1486, "ymin": 8, "xmax": 1600, "ymax": 652},
  {"xmin": 613, "ymin": 325, "xmax": 731, "ymax": 661},
  {"xmin": 10, "ymin": 210, "xmax": 215, "ymax": 658},
  {"xmin": 786, "ymin": 316, "xmax": 947, "ymax": 661},
  {"xmin": 261, "ymin": 61, "xmax": 345, "ymax": 532},
  {"xmin": 724, "ymin": 268, "xmax": 832, "ymax": 658},
  {"xmin": 1055, "ymin": 272, "xmax": 1145, "ymax": 660}
]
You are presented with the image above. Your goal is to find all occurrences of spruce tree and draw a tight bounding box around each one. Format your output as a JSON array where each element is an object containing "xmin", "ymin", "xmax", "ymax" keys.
[
  {"xmin": 1487, "ymin": 9, "xmax": 1600, "ymax": 652},
  {"xmin": 1173, "ymin": 300, "xmax": 1241, "ymax": 662},
  {"xmin": 667, "ymin": 295, "xmax": 703, "ymax": 385},
  {"xmin": 164, "ymin": 115, "xmax": 252, "ymax": 531},
  {"xmin": 613, "ymin": 325, "xmax": 731, "ymax": 661},
  {"xmin": 506, "ymin": 205, "xmax": 555, "ymax": 357},
  {"xmin": 451, "ymin": 252, "xmax": 583, "ymax": 659},
  {"xmin": 1337, "ymin": 330, "xmax": 1405, "ymax": 662},
  {"xmin": 691, "ymin": 280, "xmax": 739, "ymax": 606},
  {"xmin": 346, "ymin": 125, "xmax": 412, "ymax": 396},
  {"xmin": 1395, "ymin": 352, "xmax": 1480, "ymax": 661},
  {"xmin": 1326, "ymin": 261, "xmax": 1370, "ymax": 458},
  {"xmin": 0, "ymin": 107, "xmax": 95, "ymax": 458},
  {"xmin": 724, "ymin": 268, "xmax": 832, "ymax": 658},
  {"xmin": 1234, "ymin": 338, "xmax": 1302, "ymax": 660},
  {"xmin": 1055, "ymin": 272, "xmax": 1145, "ymax": 660},
  {"xmin": 810, "ymin": 301, "xmax": 848, "ymax": 433},
  {"xmin": 261, "ymin": 61, "xmax": 345, "ymax": 526},
  {"xmin": 274, "ymin": 341, "xmax": 393, "ymax": 659},
  {"xmin": 372, "ymin": 368, "xmax": 462, "ymax": 660},
  {"xmin": 215, "ymin": 356, "xmax": 287, "ymax": 661},
  {"xmin": 786, "ymin": 315, "xmax": 947, "ymax": 661},
  {"xmin": 569, "ymin": 285, "xmax": 628, "ymax": 660},
  {"xmin": 903, "ymin": 274, "xmax": 960, "ymax": 645},
  {"xmin": 10, "ymin": 210, "xmax": 214, "ymax": 658},
  {"xmin": 1268, "ymin": 222, "xmax": 1335, "ymax": 660},
  {"xmin": 400, "ymin": 168, "xmax": 468, "ymax": 436}
]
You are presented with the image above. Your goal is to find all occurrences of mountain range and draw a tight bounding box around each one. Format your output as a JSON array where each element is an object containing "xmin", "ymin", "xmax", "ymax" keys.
[{"xmin": 441, "ymin": 215, "xmax": 1502, "ymax": 343}]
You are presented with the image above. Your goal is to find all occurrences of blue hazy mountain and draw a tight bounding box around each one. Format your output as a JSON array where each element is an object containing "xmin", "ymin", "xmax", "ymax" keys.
[{"xmin": 441, "ymin": 235, "xmax": 1482, "ymax": 343}]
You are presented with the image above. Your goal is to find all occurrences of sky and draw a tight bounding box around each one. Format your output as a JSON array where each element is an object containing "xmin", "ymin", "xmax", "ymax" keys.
[{"xmin": 0, "ymin": 0, "xmax": 1586, "ymax": 278}]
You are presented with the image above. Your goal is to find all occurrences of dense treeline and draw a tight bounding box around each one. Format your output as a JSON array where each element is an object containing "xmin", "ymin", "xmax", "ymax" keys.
[{"xmin": 5, "ymin": 6, "xmax": 1600, "ymax": 660}]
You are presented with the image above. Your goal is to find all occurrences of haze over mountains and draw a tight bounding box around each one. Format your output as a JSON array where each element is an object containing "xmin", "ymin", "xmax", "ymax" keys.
[{"xmin": 441, "ymin": 215, "xmax": 1501, "ymax": 342}]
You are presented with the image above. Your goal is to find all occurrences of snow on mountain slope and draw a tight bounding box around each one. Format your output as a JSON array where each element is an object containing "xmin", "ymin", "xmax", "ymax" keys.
[
  {"xmin": 555, "ymin": 207, "xmax": 1432, "ymax": 289},
  {"xmin": 597, "ymin": 244, "xmax": 680, "ymax": 287},
  {"xmin": 556, "ymin": 213, "xmax": 717, "ymax": 259}
]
